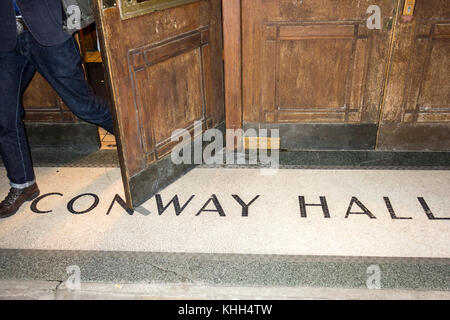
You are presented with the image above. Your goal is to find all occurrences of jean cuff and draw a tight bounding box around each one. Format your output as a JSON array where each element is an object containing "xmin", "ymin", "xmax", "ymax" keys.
[{"xmin": 10, "ymin": 180, "xmax": 35, "ymax": 190}]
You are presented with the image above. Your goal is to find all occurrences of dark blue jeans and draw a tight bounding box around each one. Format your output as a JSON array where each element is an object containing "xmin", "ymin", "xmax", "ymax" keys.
[{"xmin": 0, "ymin": 31, "xmax": 114, "ymax": 189}]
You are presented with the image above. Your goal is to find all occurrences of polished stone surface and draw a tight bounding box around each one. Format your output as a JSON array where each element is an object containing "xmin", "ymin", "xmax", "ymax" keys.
[
  {"xmin": 0, "ymin": 250, "xmax": 448, "ymax": 290},
  {"xmin": 0, "ymin": 166, "xmax": 449, "ymax": 290},
  {"xmin": 0, "ymin": 167, "xmax": 449, "ymax": 258}
]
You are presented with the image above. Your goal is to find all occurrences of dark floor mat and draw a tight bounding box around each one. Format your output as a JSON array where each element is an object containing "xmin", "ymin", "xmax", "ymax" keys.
[
  {"xmin": 0, "ymin": 148, "xmax": 120, "ymax": 168},
  {"xmin": 1, "ymin": 149, "xmax": 450, "ymax": 169}
]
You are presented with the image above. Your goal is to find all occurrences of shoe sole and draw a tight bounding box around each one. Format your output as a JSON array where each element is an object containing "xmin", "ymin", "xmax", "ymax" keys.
[{"xmin": 0, "ymin": 190, "xmax": 40, "ymax": 219}]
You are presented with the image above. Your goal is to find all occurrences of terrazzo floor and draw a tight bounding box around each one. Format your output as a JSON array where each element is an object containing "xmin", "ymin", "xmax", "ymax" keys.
[{"xmin": 0, "ymin": 167, "xmax": 448, "ymax": 258}]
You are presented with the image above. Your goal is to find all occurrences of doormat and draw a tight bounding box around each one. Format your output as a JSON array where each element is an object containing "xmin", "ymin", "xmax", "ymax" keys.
[
  {"xmin": 2, "ymin": 150, "xmax": 450, "ymax": 169},
  {"xmin": 0, "ymin": 167, "xmax": 448, "ymax": 258}
]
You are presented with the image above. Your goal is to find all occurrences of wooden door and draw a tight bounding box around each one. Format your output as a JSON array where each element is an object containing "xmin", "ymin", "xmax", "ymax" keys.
[
  {"xmin": 238, "ymin": 0, "xmax": 398, "ymax": 150},
  {"xmin": 94, "ymin": 0, "xmax": 224, "ymax": 208},
  {"xmin": 378, "ymin": 0, "xmax": 450, "ymax": 151}
]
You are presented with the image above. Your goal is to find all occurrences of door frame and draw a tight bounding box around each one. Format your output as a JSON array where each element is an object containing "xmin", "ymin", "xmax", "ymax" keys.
[{"xmin": 222, "ymin": 0, "xmax": 243, "ymax": 150}]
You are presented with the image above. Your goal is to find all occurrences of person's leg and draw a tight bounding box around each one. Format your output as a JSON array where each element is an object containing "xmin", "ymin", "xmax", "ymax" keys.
[
  {"xmin": 0, "ymin": 36, "xmax": 40, "ymax": 219},
  {"xmin": 26, "ymin": 35, "xmax": 114, "ymax": 134},
  {"xmin": 0, "ymin": 49, "xmax": 36, "ymax": 189}
]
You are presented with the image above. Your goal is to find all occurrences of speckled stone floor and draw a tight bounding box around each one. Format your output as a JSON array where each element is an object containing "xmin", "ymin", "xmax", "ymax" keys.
[{"xmin": 0, "ymin": 162, "xmax": 449, "ymax": 291}]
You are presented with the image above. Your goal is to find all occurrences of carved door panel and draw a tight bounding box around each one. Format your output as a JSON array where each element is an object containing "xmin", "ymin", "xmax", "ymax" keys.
[
  {"xmin": 241, "ymin": 0, "xmax": 397, "ymax": 150},
  {"xmin": 94, "ymin": 0, "xmax": 224, "ymax": 208},
  {"xmin": 379, "ymin": 0, "xmax": 450, "ymax": 150}
]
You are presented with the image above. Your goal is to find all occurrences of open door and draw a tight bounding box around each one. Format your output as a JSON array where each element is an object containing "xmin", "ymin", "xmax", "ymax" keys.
[{"xmin": 93, "ymin": 0, "xmax": 224, "ymax": 208}]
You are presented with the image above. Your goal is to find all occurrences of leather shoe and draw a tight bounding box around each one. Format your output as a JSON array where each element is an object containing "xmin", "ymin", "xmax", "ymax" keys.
[{"xmin": 0, "ymin": 184, "xmax": 40, "ymax": 219}]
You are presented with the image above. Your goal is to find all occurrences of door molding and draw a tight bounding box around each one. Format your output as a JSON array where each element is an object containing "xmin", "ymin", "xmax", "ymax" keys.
[{"xmin": 222, "ymin": 0, "xmax": 243, "ymax": 150}]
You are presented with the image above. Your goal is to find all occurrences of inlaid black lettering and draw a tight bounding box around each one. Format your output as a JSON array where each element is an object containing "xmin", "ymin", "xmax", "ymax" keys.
[
  {"xmin": 106, "ymin": 194, "xmax": 134, "ymax": 216},
  {"xmin": 232, "ymin": 195, "xmax": 260, "ymax": 217},
  {"xmin": 196, "ymin": 195, "xmax": 226, "ymax": 217},
  {"xmin": 345, "ymin": 197, "xmax": 376, "ymax": 219},
  {"xmin": 67, "ymin": 193, "xmax": 99, "ymax": 215},
  {"xmin": 384, "ymin": 197, "xmax": 412, "ymax": 220},
  {"xmin": 156, "ymin": 195, "xmax": 195, "ymax": 216},
  {"xmin": 418, "ymin": 198, "xmax": 450, "ymax": 220},
  {"xmin": 30, "ymin": 193, "xmax": 63, "ymax": 214},
  {"xmin": 298, "ymin": 196, "xmax": 331, "ymax": 218}
]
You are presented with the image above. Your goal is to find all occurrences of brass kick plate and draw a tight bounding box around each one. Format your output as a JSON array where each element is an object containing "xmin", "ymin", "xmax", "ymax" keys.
[
  {"xmin": 244, "ymin": 137, "xmax": 281, "ymax": 150},
  {"xmin": 118, "ymin": 0, "xmax": 199, "ymax": 20}
]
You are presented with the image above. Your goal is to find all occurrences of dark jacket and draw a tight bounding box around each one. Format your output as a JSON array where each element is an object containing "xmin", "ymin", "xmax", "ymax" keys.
[{"xmin": 0, "ymin": 0, "xmax": 71, "ymax": 52}]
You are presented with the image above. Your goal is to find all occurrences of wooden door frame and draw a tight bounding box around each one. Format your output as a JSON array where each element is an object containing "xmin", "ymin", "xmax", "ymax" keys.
[{"xmin": 222, "ymin": 0, "xmax": 243, "ymax": 150}]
